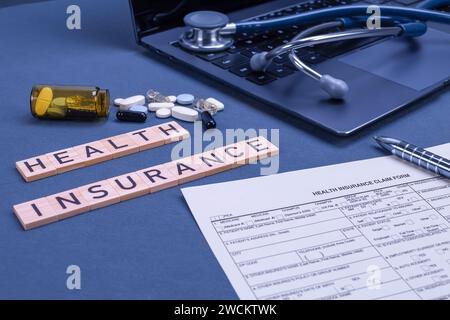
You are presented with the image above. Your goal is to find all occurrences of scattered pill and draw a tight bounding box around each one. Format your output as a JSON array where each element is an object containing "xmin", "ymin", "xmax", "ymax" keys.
[
  {"xmin": 114, "ymin": 98, "xmax": 124, "ymax": 106},
  {"xmin": 148, "ymin": 102, "xmax": 175, "ymax": 112},
  {"xmin": 46, "ymin": 106, "xmax": 66, "ymax": 118},
  {"xmin": 176, "ymin": 93, "xmax": 195, "ymax": 105},
  {"xmin": 116, "ymin": 110, "xmax": 147, "ymax": 123},
  {"xmin": 206, "ymin": 97, "xmax": 224, "ymax": 111},
  {"xmin": 47, "ymin": 98, "xmax": 67, "ymax": 118},
  {"xmin": 51, "ymin": 97, "xmax": 66, "ymax": 108},
  {"xmin": 146, "ymin": 89, "xmax": 171, "ymax": 103},
  {"xmin": 129, "ymin": 105, "xmax": 148, "ymax": 113},
  {"xmin": 34, "ymin": 87, "xmax": 53, "ymax": 117},
  {"xmin": 167, "ymin": 95, "xmax": 177, "ymax": 103},
  {"xmin": 200, "ymin": 111, "xmax": 216, "ymax": 129},
  {"xmin": 156, "ymin": 108, "xmax": 172, "ymax": 119},
  {"xmin": 171, "ymin": 106, "xmax": 198, "ymax": 122},
  {"xmin": 118, "ymin": 95, "xmax": 146, "ymax": 110}
]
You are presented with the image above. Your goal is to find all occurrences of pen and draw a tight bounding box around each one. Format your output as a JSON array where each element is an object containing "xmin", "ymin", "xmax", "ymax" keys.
[{"xmin": 374, "ymin": 136, "xmax": 450, "ymax": 179}]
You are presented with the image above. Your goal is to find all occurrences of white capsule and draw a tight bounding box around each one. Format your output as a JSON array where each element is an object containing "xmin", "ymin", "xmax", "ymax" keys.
[
  {"xmin": 148, "ymin": 102, "xmax": 175, "ymax": 112},
  {"xmin": 167, "ymin": 95, "xmax": 177, "ymax": 103},
  {"xmin": 114, "ymin": 98, "xmax": 124, "ymax": 106},
  {"xmin": 171, "ymin": 106, "xmax": 198, "ymax": 122},
  {"xmin": 206, "ymin": 97, "xmax": 224, "ymax": 111},
  {"xmin": 118, "ymin": 95, "xmax": 146, "ymax": 110},
  {"xmin": 155, "ymin": 108, "xmax": 172, "ymax": 119}
]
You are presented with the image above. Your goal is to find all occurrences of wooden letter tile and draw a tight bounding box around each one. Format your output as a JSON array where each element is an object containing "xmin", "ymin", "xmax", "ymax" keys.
[
  {"xmin": 213, "ymin": 144, "xmax": 247, "ymax": 168},
  {"xmin": 192, "ymin": 149, "xmax": 234, "ymax": 176},
  {"xmin": 126, "ymin": 127, "xmax": 165, "ymax": 151},
  {"xmin": 243, "ymin": 136, "xmax": 279, "ymax": 158},
  {"xmin": 46, "ymin": 189, "xmax": 90, "ymax": 220},
  {"xmin": 16, "ymin": 156, "xmax": 57, "ymax": 182},
  {"xmin": 166, "ymin": 157, "xmax": 207, "ymax": 184},
  {"xmin": 46, "ymin": 147, "xmax": 85, "ymax": 173},
  {"xmin": 136, "ymin": 164, "xmax": 179, "ymax": 193},
  {"xmin": 100, "ymin": 134, "xmax": 140, "ymax": 159},
  {"xmin": 234, "ymin": 136, "xmax": 279, "ymax": 164},
  {"xmin": 73, "ymin": 141, "xmax": 113, "ymax": 165},
  {"xmin": 107, "ymin": 172, "xmax": 150, "ymax": 201},
  {"xmin": 13, "ymin": 197, "xmax": 60, "ymax": 230},
  {"xmin": 78, "ymin": 180, "xmax": 121, "ymax": 210},
  {"xmin": 153, "ymin": 121, "xmax": 190, "ymax": 144}
]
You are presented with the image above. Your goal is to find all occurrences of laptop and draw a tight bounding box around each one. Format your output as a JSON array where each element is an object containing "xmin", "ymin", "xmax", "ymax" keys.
[{"xmin": 129, "ymin": 0, "xmax": 450, "ymax": 136}]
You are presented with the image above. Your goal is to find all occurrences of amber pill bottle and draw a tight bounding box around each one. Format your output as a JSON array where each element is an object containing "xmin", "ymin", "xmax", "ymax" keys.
[{"xmin": 30, "ymin": 85, "xmax": 110, "ymax": 120}]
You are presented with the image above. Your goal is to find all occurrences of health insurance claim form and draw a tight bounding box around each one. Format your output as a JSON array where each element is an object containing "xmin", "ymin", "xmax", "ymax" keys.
[{"xmin": 182, "ymin": 143, "xmax": 450, "ymax": 300}]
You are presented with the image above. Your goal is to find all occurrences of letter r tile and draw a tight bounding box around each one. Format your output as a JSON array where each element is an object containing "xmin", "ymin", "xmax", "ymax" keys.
[{"xmin": 136, "ymin": 164, "xmax": 179, "ymax": 193}]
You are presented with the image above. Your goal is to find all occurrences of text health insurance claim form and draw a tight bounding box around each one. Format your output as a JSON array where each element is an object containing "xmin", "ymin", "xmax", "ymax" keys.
[{"xmin": 182, "ymin": 143, "xmax": 450, "ymax": 300}]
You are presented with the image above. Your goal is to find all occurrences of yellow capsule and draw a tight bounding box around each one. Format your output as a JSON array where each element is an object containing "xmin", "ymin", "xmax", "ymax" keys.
[{"xmin": 34, "ymin": 87, "xmax": 53, "ymax": 117}]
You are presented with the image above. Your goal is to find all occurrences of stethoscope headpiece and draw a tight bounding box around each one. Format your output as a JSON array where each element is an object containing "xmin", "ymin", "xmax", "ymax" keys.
[{"xmin": 179, "ymin": 11, "xmax": 234, "ymax": 52}]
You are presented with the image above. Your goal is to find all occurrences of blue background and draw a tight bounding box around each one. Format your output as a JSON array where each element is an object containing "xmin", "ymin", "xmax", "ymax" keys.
[{"xmin": 0, "ymin": 0, "xmax": 448, "ymax": 299}]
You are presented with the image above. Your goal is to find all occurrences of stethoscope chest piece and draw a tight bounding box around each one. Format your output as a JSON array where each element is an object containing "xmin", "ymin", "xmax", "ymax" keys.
[{"xmin": 179, "ymin": 11, "xmax": 234, "ymax": 52}]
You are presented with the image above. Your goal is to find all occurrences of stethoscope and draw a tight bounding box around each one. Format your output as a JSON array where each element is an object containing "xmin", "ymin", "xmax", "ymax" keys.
[{"xmin": 179, "ymin": 1, "xmax": 450, "ymax": 99}]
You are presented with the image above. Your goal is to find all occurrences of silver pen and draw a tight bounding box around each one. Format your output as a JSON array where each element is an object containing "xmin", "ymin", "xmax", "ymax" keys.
[{"xmin": 374, "ymin": 136, "xmax": 450, "ymax": 179}]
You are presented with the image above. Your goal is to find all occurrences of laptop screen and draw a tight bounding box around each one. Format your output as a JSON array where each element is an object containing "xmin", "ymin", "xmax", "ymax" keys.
[{"xmin": 129, "ymin": 0, "xmax": 270, "ymax": 40}]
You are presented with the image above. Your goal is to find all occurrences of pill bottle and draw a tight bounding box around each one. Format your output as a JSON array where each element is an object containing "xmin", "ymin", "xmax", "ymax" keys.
[{"xmin": 30, "ymin": 85, "xmax": 110, "ymax": 120}]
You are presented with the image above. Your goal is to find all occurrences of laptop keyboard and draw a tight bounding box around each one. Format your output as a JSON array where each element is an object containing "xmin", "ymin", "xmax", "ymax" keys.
[{"xmin": 173, "ymin": 0, "xmax": 450, "ymax": 85}]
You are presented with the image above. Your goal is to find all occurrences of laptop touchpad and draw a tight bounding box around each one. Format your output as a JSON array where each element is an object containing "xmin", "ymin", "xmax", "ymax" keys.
[{"xmin": 339, "ymin": 28, "xmax": 450, "ymax": 91}]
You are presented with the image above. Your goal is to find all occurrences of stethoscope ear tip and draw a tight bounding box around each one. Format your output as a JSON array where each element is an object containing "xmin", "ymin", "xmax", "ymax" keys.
[
  {"xmin": 320, "ymin": 74, "xmax": 349, "ymax": 100},
  {"xmin": 249, "ymin": 52, "xmax": 269, "ymax": 72}
]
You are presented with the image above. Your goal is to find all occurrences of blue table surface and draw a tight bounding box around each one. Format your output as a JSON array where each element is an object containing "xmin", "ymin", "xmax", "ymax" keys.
[{"xmin": 0, "ymin": 0, "xmax": 449, "ymax": 299}]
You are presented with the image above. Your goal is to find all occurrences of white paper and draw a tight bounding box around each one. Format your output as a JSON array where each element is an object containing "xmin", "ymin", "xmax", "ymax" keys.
[{"xmin": 182, "ymin": 143, "xmax": 450, "ymax": 300}]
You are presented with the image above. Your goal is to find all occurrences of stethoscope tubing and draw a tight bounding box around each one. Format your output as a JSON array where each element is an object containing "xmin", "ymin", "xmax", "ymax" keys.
[
  {"xmin": 417, "ymin": 0, "xmax": 450, "ymax": 9},
  {"xmin": 235, "ymin": 5, "xmax": 450, "ymax": 33}
]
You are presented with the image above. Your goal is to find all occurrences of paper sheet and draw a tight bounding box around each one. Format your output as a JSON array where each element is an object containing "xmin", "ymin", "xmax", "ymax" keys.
[{"xmin": 182, "ymin": 143, "xmax": 450, "ymax": 300}]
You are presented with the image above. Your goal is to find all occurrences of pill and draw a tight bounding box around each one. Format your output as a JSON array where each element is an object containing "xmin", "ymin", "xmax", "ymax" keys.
[
  {"xmin": 114, "ymin": 98, "xmax": 124, "ymax": 106},
  {"xmin": 116, "ymin": 110, "xmax": 147, "ymax": 123},
  {"xmin": 176, "ymin": 93, "xmax": 195, "ymax": 105},
  {"xmin": 200, "ymin": 111, "xmax": 216, "ymax": 129},
  {"xmin": 171, "ymin": 106, "xmax": 198, "ymax": 122},
  {"xmin": 148, "ymin": 102, "xmax": 175, "ymax": 112},
  {"xmin": 167, "ymin": 95, "xmax": 177, "ymax": 103},
  {"xmin": 206, "ymin": 97, "xmax": 224, "ymax": 111},
  {"xmin": 156, "ymin": 108, "xmax": 172, "ymax": 119},
  {"xmin": 46, "ymin": 106, "xmax": 66, "ymax": 118},
  {"xmin": 129, "ymin": 105, "xmax": 148, "ymax": 113},
  {"xmin": 51, "ymin": 97, "xmax": 66, "ymax": 108},
  {"xmin": 118, "ymin": 95, "xmax": 146, "ymax": 110},
  {"xmin": 34, "ymin": 87, "xmax": 53, "ymax": 116}
]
